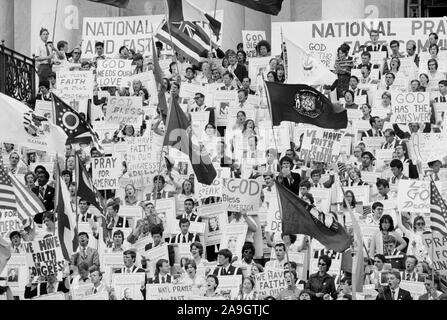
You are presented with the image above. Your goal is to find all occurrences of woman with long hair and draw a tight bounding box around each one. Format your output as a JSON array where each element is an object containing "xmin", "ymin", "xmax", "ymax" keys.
[{"xmin": 369, "ymin": 214, "xmax": 407, "ymax": 256}]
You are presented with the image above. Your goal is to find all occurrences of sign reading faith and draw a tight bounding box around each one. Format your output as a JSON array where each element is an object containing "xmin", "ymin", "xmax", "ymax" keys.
[
  {"xmin": 23, "ymin": 236, "xmax": 65, "ymax": 278},
  {"xmin": 56, "ymin": 71, "xmax": 94, "ymax": 102},
  {"xmin": 255, "ymin": 268, "xmax": 287, "ymax": 298},
  {"xmin": 300, "ymin": 128, "xmax": 344, "ymax": 163},
  {"xmin": 92, "ymin": 156, "xmax": 121, "ymax": 190},
  {"xmin": 391, "ymin": 92, "xmax": 431, "ymax": 124}
]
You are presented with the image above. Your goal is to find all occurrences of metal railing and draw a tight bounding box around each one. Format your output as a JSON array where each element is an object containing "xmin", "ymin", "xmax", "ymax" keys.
[{"xmin": 0, "ymin": 40, "xmax": 36, "ymax": 102}]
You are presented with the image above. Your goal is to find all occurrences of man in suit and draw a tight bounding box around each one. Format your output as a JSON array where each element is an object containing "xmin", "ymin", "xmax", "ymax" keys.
[
  {"xmin": 390, "ymin": 159, "xmax": 409, "ymax": 184},
  {"xmin": 434, "ymin": 79, "xmax": 447, "ymax": 104},
  {"xmin": 71, "ymin": 232, "xmax": 100, "ymax": 269},
  {"xmin": 115, "ymin": 250, "xmax": 146, "ymax": 299},
  {"xmin": 142, "ymin": 226, "xmax": 164, "ymax": 269},
  {"xmin": 227, "ymin": 49, "xmax": 248, "ymax": 84},
  {"xmin": 32, "ymin": 170, "xmax": 55, "ymax": 217},
  {"xmin": 147, "ymin": 259, "xmax": 172, "ymax": 284},
  {"xmin": 406, "ymin": 40, "xmax": 420, "ymax": 67},
  {"xmin": 219, "ymin": 71, "xmax": 237, "ymax": 91},
  {"xmin": 276, "ymin": 156, "xmax": 301, "ymax": 195},
  {"xmin": 376, "ymin": 269, "xmax": 412, "ymax": 300},
  {"xmin": 265, "ymin": 243, "xmax": 288, "ymax": 269},
  {"xmin": 242, "ymin": 77, "xmax": 256, "ymax": 95},
  {"xmin": 381, "ymin": 129, "xmax": 399, "ymax": 149},
  {"xmin": 392, "ymin": 122, "xmax": 431, "ymax": 140},
  {"xmin": 213, "ymin": 249, "xmax": 243, "ymax": 277},
  {"xmin": 178, "ymin": 199, "xmax": 201, "ymax": 222},
  {"xmin": 362, "ymin": 116, "xmax": 384, "ymax": 138},
  {"xmin": 349, "ymin": 76, "xmax": 368, "ymax": 98},
  {"xmin": 401, "ymin": 255, "xmax": 426, "ymax": 282},
  {"xmin": 419, "ymin": 277, "xmax": 440, "ymax": 300},
  {"xmin": 170, "ymin": 218, "xmax": 200, "ymax": 244},
  {"xmin": 366, "ymin": 29, "xmax": 388, "ymax": 57},
  {"xmin": 357, "ymin": 51, "xmax": 380, "ymax": 70},
  {"xmin": 24, "ymin": 274, "xmax": 70, "ymax": 299},
  {"xmin": 428, "ymin": 160, "xmax": 442, "ymax": 181},
  {"xmin": 77, "ymin": 199, "xmax": 97, "ymax": 223},
  {"xmin": 309, "ymin": 169, "xmax": 334, "ymax": 189}
]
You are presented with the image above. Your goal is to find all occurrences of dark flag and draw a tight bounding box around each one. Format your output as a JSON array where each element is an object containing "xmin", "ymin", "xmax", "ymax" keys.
[
  {"xmin": 265, "ymin": 82, "xmax": 348, "ymax": 129},
  {"xmin": 75, "ymin": 154, "xmax": 105, "ymax": 212},
  {"xmin": 276, "ymin": 181, "xmax": 351, "ymax": 252},
  {"xmin": 226, "ymin": 0, "xmax": 283, "ymax": 15},
  {"xmin": 52, "ymin": 94, "xmax": 102, "ymax": 148},
  {"xmin": 55, "ymin": 163, "xmax": 78, "ymax": 261},
  {"xmin": 87, "ymin": 0, "xmax": 130, "ymax": 8},
  {"xmin": 164, "ymin": 98, "xmax": 216, "ymax": 185},
  {"xmin": 152, "ymin": 38, "xmax": 168, "ymax": 120}
]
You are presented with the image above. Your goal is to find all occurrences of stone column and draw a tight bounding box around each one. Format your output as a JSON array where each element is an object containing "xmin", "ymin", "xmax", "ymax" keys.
[
  {"xmin": 0, "ymin": 0, "xmax": 14, "ymax": 48},
  {"xmin": 322, "ymin": 0, "xmax": 365, "ymax": 20}
]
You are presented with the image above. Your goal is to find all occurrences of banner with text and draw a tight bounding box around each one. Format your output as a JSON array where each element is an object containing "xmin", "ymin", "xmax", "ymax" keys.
[
  {"xmin": 242, "ymin": 30, "xmax": 266, "ymax": 58},
  {"xmin": 391, "ymin": 92, "xmax": 430, "ymax": 124},
  {"xmin": 300, "ymin": 128, "xmax": 344, "ymax": 163},
  {"xmin": 92, "ymin": 156, "xmax": 121, "ymax": 190},
  {"xmin": 97, "ymin": 59, "xmax": 134, "ymax": 88}
]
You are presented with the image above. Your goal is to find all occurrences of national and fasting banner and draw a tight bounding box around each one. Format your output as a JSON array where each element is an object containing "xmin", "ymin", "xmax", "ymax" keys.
[{"xmin": 272, "ymin": 17, "xmax": 447, "ymax": 67}]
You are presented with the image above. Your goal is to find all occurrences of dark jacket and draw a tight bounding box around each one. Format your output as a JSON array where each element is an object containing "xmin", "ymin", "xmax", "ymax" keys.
[
  {"xmin": 305, "ymin": 272, "xmax": 337, "ymax": 300},
  {"xmin": 24, "ymin": 279, "xmax": 69, "ymax": 299},
  {"xmin": 31, "ymin": 184, "xmax": 55, "ymax": 212},
  {"xmin": 276, "ymin": 172, "xmax": 301, "ymax": 195},
  {"xmin": 376, "ymin": 286, "xmax": 413, "ymax": 300},
  {"xmin": 213, "ymin": 265, "xmax": 243, "ymax": 276}
]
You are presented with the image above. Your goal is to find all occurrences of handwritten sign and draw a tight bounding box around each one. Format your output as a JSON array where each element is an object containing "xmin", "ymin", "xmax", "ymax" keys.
[
  {"xmin": 92, "ymin": 156, "xmax": 121, "ymax": 190},
  {"xmin": 222, "ymin": 178, "xmax": 262, "ymax": 213},
  {"xmin": 397, "ymin": 180, "xmax": 430, "ymax": 213},
  {"xmin": 105, "ymin": 96, "xmax": 144, "ymax": 125},
  {"xmin": 423, "ymin": 231, "xmax": 447, "ymax": 276},
  {"xmin": 146, "ymin": 284, "xmax": 194, "ymax": 300},
  {"xmin": 97, "ymin": 59, "xmax": 134, "ymax": 88},
  {"xmin": 241, "ymin": 30, "xmax": 266, "ymax": 58},
  {"xmin": 255, "ymin": 268, "xmax": 287, "ymax": 298},
  {"xmin": 409, "ymin": 133, "xmax": 447, "ymax": 163},
  {"xmin": 55, "ymin": 71, "xmax": 94, "ymax": 102},
  {"xmin": 195, "ymin": 167, "xmax": 230, "ymax": 199},
  {"xmin": 300, "ymin": 128, "xmax": 344, "ymax": 163},
  {"xmin": 198, "ymin": 204, "xmax": 228, "ymax": 246},
  {"xmin": 391, "ymin": 92, "xmax": 430, "ymax": 124},
  {"xmin": 0, "ymin": 209, "xmax": 22, "ymax": 239},
  {"xmin": 265, "ymin": 209, "xmax": 282, "ymax": 233},
  {"xmin": 23, "ymin": 236, "xmax": 65, "ymax": 278}
]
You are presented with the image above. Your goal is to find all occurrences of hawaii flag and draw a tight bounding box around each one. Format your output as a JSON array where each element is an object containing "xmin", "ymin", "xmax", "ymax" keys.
[
  {"xmin": 0, "ymin": 93, "xmax": 66, "ymax": 155},
  {"xmin": 284, "ymin": 35, "xmax": 337, "ymax": 86}
]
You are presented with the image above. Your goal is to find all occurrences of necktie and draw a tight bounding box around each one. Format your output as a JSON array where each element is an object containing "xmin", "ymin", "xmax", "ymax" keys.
[
  {"xmin": 441, "ymin": 96, "xmax": 446, "ymax": 103},
  {"xmin": 267, "ymin": 186, "xmax": 272, "ymax": 191},
  {"xmin": 406, "ymin": 273, "xmax": 410, "ymax": 281},
  {"xmin": 81, "ymin": 248, "xmax": 86, "ymax": 259},
  {"xmin": 47, "ymin": 284, "xmax": 55, "ymax": 294},
  {"xmin": 93, "ymin": 288, "xmax": 97, "ymax": 294},
  {"xmin": 391, "ymin": 289, "xmax": 395, "ymax": 300},
  {"xmin": 386, "ymin": 86, "xmax": 390, "ymax": 90},
  {"xmin": 182, "ymin": 235, "xmax": 186, "ymax": 243},
  {"xmin": 222, "ymin": 268, "xmax": 226, "ymax": 276},
  {"xmin": 39, "ymin": 186, "xmax": 45, "ymax": 198},
  {"xmin": 15, "ymin": 247, "xmax": 19, "ymax": 253},
  {"xmin": 375, "ymin": 45, "xmax": 378, "ymax": 51},
  {"xmin": 45, "ymin": 43, "xmax": 51, "ymax": 64},
  {"xmin": 435, "ymin": 173, "xmax": 440, "ymax": 181},
  {"xmin": 162, "ymin": 276, "xmax": 165, "ymax": 284},
  {"xmin": 127, "ymin": 268, "xmax": 131, "ymax": 273},
  {"xmin": 82, "ymin": 215, "xmax": 86, "ymax": 222}
]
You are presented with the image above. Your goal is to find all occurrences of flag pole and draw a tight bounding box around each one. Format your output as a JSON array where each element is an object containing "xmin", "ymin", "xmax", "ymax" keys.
[
  {"xmin": 52, "ymin": 0, "xmax": 59, "ymax": 43},
  {"xmin": 209, "ymin": 0, "xmax": 219, "ymax": 54},
  {"xmin": 429, "ymin": 176, "xmax": 435, "ymax": 289},
  {"xmin": 280, "ymin": 28, "xmax": 287, "ymax": 82}
]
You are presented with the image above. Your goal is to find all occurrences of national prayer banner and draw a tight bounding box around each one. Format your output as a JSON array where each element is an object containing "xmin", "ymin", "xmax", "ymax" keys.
[{"xmin": 272, "ymin": 17, "xmax": 447, "ymax": 67}]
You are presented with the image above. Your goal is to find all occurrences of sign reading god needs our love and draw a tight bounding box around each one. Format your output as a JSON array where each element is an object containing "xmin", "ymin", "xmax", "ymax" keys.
[
  {"xmin": 96, "ymin": 59, "xmax": 134, "ymax": 88},
  {"xmin": 81, "ymin": 15, "xmax": 165, "ymax": 59},
  {"xmin": 24, "ymin": 236, "xmax": 65, "ymax": 278},
  {"xmin": 300, "ymin": 127, "xmax": 344, "ymax": 163},
  {"xmin": 391, "ymin": 92, "xmax": 431, "ymax": 124},
  {"xmin": 241, "ymin": 30, "xmax": 266, "ymax": 58},
  {"xmin": 105, "ymin": 96, "xmax": 144, "ymax": 125},
  {"xmin": 397, "ymin": 180, "xmax": 430, "ymax": 214},
  {"xmin": 222, "ymin": 178, "xmax": 262, "ymax": 213},
  {"xmin": 92, "ymin": 156, "xmax": 121, "ymax": 190},
  {"xmin": 272, "ymin": 17, "xmax": 447, "ymax": 67}
]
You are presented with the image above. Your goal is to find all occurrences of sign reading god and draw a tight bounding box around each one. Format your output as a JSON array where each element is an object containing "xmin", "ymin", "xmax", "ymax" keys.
[{"xmin": 391, "ymin": 92, "xmax": 430, "ymax": 124}]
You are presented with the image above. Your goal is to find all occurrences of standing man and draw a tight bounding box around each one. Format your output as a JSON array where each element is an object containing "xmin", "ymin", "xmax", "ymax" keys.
[
  {"xmin": 34, "ymin": 28, "xmax": 54, "ymax": 82},
  {"xmin": 213, "ymin": 249, "xmax": 243, "ymax": 276},
  {"xmin": 71, "ymin": 232, "xmax": 100, "ymax": 269}
]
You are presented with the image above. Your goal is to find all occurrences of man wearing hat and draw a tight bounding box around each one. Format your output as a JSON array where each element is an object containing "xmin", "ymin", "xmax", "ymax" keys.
[
  {"xmin": 276, "ymin": 156, "xmax": 301, "ymax": 195},
  {"xmin": 360, "ymin": 151, "xmax": 375, "ymax": 172},
  {"xmin": 428, "ymin": 160, "xmax": 442, "ymax": 181}
]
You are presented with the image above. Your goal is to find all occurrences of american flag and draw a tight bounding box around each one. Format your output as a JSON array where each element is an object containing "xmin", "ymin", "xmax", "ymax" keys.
[
  {"xmin": 0, "ymin": 165, "xmax": 17, "ymax": 211},
  {"xmin": 430, "ymin": 180, "xmax": 447, "ymax": 236},
  {"xmin": 8, "ymin": 172, "xmax": 46, "ymax": 220}
]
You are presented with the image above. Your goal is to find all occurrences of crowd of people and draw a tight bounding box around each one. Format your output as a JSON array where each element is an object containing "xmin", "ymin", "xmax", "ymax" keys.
[{"xmin": 1, "ymin": 23, "xmax": 447, "ymax": 301}]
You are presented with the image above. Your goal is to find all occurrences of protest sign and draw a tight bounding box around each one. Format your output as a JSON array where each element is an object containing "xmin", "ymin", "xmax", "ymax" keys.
[
  {"xmin": 128, "ymin": 71, "xmax": 157, "ymax": 95},
  {"xmin": 81, "ymin": 15, "xmax": 165, "ymax": 58},
  {"xmin": 105, "ymin": 96, "xmax": 144, "ymax": 125},
  {"xmin": 23, "ymin": 236, "xmax": 65, "ymax": 279},
  {"xmin": 0, "ymin": 209, "xmax": 22, "ymax": 239},
  {"xmin": 92, "ymin": 156, "xmax": 121, "ymax": 190},
  {"xmin": 126, "ymin": 134, "xmax": 163, "ymax": 188},
  {"xmin": 154, "ymin": 198, "xmax": 177, "ymax": 235},
  {"xmin": 300, "ymin": 128, "xmax": 344, "ymax": 163},
  {"xmin": 80, "ymin": 292, "xmax": 109, "ymax": 300},
  {"xmin": 242, "ymin": 30, "xmax": 266, "ymax": 58},
  {"xmin": 93, "ymin": 122, "xmax": 119, "ymax": 145},
  {"xmin": 111, "ymin": 273, "xmax": 146, "ymax": 300},
  {"xmin": 399, "ymin": 280, "xmax": 426, "ymax": 299},
  {"xmin": 96, "ymin": 59, "xmax": 134, "ymax": 88},
  {"xmin": 397, "ymin": 180, "xmax": 430, "ymax": 214},
  {"xmin": 172, "ymin": 221, "xmax": 206, "ymax": 236},
  {"xmin": 213, "ymin": 91, "xmax": 238, "ymax": 126},
  {"xmin": 311, "ymin": 188, "xmax": 332, "ymax": 213},
  {"xmin": 55, "ymin": 71, "xmax": 94, "ymax": 103},
  {"xmin": 265, "ymin": 209, "xmax": 281, "ymax": 234},
  {"xmin": 422, "ymin": 231, "xmax": 447, "ymax": 276},
  {"xmin": 362, "ymin": 137, "xmax": 385, "ymax": 154},
  {"xmin": 32, "ymin": 292, "xmax": 66, "ymax": 300},
  {"xmin": 339, "ymin": 186, "xmax": 370, "ymax": 204},
  {"xmin": 0, "ymin": 253, "xmax": 27, "ymax": 295},
  {"xmin": 34, "ymin": 100, "xmax": 53, "ymax": 121},
  {"xmin": 142, "ymin": 243, "xmax": 169, "ymax": 278},
  {"xmin": 254, "ymin": 268, "xmax": 287, "ymax": 298},
  {"xmin": 222, "ymin": 178, "xmax": 262, "ymax": 213},
  {"xmin": 179, "ymin": 82, "xmax": 206, "ymax": 100},
  {"xmin": 190, "ymin": 111, "xmax": 210, "ymax": 139},
  {"xmin": 390, "ymin": 92, "xmax": 430, "ymax": 124},
  {"xmin": 219, "ymin": 224, "xmax": 248, "ymax": 260},
  {"xmin": 72, "ymin": 283, "xmax": 94, "ymax": 300},
  {"xmin": 198, "ymin": 203, "xmax": 228, "ymax": 246},
  {"xmin": 272, "ymin": 17, "xmax": 447, "ymax": 67},
  {"xmin": 101, "ymin": 253, "xmax": 124, "ymax": 285},
  {"xmin": 248, "ymin": 57, "xmax": 270, "ymax": 88},
  {"xmin": 375, "ymin": 149, "xmax": 395, "ymax": 172},
  {"xmin": 146, "ymin": 283, "xmax": 194, "ymax": 300},
  {"xmin": 409, "ymin": 133, "xmax": 447, "ymax": 163},
  {"xmin": 216, "ymin": 275, "xmax": 242, "ymax": 300},
  {"xmin": 195, "ymin": 167, "xmax": 230, "ymax": 199}
]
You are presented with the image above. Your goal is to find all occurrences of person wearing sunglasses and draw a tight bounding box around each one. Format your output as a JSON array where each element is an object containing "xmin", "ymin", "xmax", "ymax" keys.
[
  {"xmin": 305, "ymin": 255, "xmax": 337, "ymax": 300},
  {"xmin": 395, "ymin": 212, "xmax": 431, "ymax": 264}
]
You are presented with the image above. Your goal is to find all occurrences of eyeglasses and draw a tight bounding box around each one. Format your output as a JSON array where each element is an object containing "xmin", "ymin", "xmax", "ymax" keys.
[
  {"xmin": 415, "ymin": 222, "xmax": 425, "ymax": 226},
  {"xmin": 318, "ymin": 262, "xmax": 327, "ymax": 266}
]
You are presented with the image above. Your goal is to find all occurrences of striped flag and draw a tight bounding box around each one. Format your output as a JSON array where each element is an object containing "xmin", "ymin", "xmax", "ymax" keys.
[
  {"xmin": 430, "ymin": 180, "xmax": 447, "ymax": 236},
  {"xmin": 55, "ymin": 163, "xmax": 78, "ymax": 261},
  {"xmin": 0, "ymin": 236, "xmax": 11, "ymax": 274},
  {"xmin": 8, "ymin": 172, "xmax": 46, "ymax": 221},
  {"xmin": 0, "ymin": 165, "xmax": 17, "ymax": 211}
]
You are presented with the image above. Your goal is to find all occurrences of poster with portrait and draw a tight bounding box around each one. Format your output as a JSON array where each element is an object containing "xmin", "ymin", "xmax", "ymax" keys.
[
  {"xmin": 248, "ymin": 57, "xmax": 271, "ymax": 88},
  {"xmin": 0, "ymin": 253, "xmax": 27, "ymax": 296},
  {"xmin": 213, "ymin": 91, "xmax": 238, "ymax": 126},
  {"xmin": 219, "ymin": 224, "xmax": 248, "ymax": 260},
  {"xmin": 216, "ymin": 275, "xmax": 242, "ymax": 300},
  {"xmin": 101, "ymin": 253, "xmax": 124, "ymax": 285},
  {"xmin": 198, "ymin": 203, "xmax": 228, "ymax": 246},
  {"xmin": 142, "ymin": 243, "xmax": 169, "ymax": 278},
  {"xmin": 154, "ymin": 197, "xmax": 177, "ymax": 236},
  {"xmin": 111, "ymin": 273, "xmax": 146, "ymax": 301}
]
